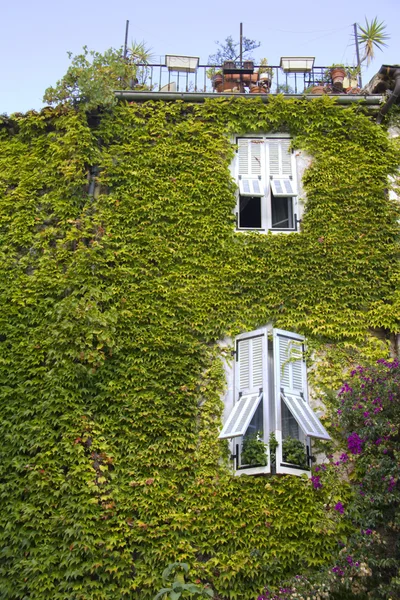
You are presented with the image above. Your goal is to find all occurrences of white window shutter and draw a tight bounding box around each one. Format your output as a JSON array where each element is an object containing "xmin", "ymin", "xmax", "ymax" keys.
[
  {"xmin": 238, "ymin": 138, "xmax": 263, "ymax": 177},
  {"xmin": 218, "ymin": 392, "xmax": 263, "ymax": 439},
  {"xmin": 273, "ymin": 329, "xmax": 331, "ymax": 442},
  {"xmin": 281, "ymin": 392, "xmax": 331, "ymax": 440},
  {"xmin": 237, "ymin": 335, "xmax": 264, "ymax": 393},
  {"xmin": 239, "ymin": 178, "xmax": 263, "ymax": 197},
  {"xmin": 270, "ymin": 178, "xmax": 296, "ymax": 197},
  {"xmin": 268, "ymin": 139, "xmax": 292, "ymax": 177},
  {"xmin": 274, "ymin": 330, "xmax": 304, "ymax": 394}
]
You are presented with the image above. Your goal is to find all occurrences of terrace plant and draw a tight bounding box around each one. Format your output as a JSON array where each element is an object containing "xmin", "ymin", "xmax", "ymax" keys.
[
  {"xmin": 43, "ymin": 42, "xmax": 153, "ymax": 110},
  {"xmin": 357, "ymin": 17, "xmax": 390, "ymax": 66}
]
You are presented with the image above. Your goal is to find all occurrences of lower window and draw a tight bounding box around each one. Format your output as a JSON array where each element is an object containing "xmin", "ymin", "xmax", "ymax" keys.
[
  {"xmin": 239, "ymin": 195, "xmax": 262, "ymax": 229},
  {"xmin": 271, "ymin": 194, "xmax": 294, "ymax": 230},
  {"xmin": 219, "ymin": 327, "xmax": 330, "ymax": 476}
]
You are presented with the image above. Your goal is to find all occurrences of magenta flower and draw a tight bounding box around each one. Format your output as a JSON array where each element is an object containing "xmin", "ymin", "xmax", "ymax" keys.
[
  {"xmin": 311, "ymin": 475, "xmax": 322, "ymax": 489},
  {"xmin": 347, "ymin": 432, "xmax": 363, "ymax": 455},
  {"xmin": 334, "ymin": 502, "xmax": 344, "ymax": 514}
]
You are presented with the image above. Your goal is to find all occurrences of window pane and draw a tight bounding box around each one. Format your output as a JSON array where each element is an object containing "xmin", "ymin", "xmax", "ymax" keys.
[
  {"xmin": 240, "ymin": 402, "xmax": 266, "ymax": 467},
  {"xmin": 281, "ymin": 401, "xmax": 299, "ymax": 439},
  {"xmin": 245, "ymin": 401, "xmax": 263, "ymax": 438},
  {"xmin": 271, "ymin": 194, "xmax": 293, "ymax": 229},
  {"xmin": 239, "ymin": 195, "xmax": 262, "ymax": 228}
]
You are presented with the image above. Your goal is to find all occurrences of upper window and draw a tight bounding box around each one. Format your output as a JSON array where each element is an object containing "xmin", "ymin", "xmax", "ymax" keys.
[
  {"xmin": 219, "ymin": 327, "xmax": 330, "ymax": 476},
  {"xmin": 234, "ymin": 137, "xmax": 298, "ymax": 233}
]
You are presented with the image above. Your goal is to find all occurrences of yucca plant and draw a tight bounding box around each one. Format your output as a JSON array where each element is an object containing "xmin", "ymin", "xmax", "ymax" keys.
[{"xmin": 357, "ymin": 17, "xmax": 390, "ymax": 65}]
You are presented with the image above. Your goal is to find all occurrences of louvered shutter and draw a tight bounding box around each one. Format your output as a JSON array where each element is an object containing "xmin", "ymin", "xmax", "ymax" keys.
[
  {"xmin": 239, "ymin": 178, "xmax": 263, "ymax": 197},
  {"xmin": 273, "ymin": 328, "xmax": 331, "ymax": 441},
  {"xmin": 219, "ymin": 334, "xmax": 265, "ymax": 440},
  {"xmin": 237, "ymin": 335, "xmax": 264, "ymax": 393},
  {"xmin": 237, "ymin": 138, "xmax": 265, "ymax": 197},
  {"xmin": 218, "ymin": 393, "xmax": 263, "ymax": 439},
  {"xmin": 274, "ymin": 329, "xmax": 304, "ymax": 395},
  {"xmin": 281, "ymin": 393, "xmax": 331, "ymax": 440},
  {"xmin": 270, "ymin": 178, "xmax": 296, "ymax": 197},
  {"xmin": 238, "ymin": 138, "xmax": 263, "ymax": 176},
  {"xmin": 268, "ymin": 139, "xmax": 292, "ymax": 177},
  {"xmin": 268, "ymin": 139, "xmax": 296, "ymax": 196}
]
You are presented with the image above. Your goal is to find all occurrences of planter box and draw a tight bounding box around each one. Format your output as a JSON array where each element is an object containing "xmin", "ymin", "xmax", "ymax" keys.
[
  {"xmin": 280, "ymin": 57, "xmax": 315, "ymax": 72},
  {"xmin": 165, "ymin": 55, "xmax": 199, "ymax": 73}
]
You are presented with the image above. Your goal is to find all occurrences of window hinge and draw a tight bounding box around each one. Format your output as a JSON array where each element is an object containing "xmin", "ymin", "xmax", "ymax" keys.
[{"xmin": 231, "ymin": 442, "xmax": 240, "ymax": 462}]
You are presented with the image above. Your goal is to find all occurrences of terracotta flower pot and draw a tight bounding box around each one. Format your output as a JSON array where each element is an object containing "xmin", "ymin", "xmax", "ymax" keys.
[
  {"xmin": 222, "ymin": 81, "xmax": 244, "ymax": 93},
  {"xmin": 222, "ymin": 60, "xmax": 235, "ymax": 71},
  {"xmin": 243, "ymin": 60, "xmax": 254, "ymax": 70},
  {"xmin": 310, "ymin": 85, "xmax": 327, "ymax": 94},
  {"xmin": 258, "ymin": 73, "xmax": 272, "ymax": 92},
  {"xmin": 250, "ymin": 86, "xmax": 267, "ymax": 94},
  {"xmin": 241, "ymin": 73, "xmax": 259, "ymax": 84},
  {"xmin": 330, "ymin": 67, "xmax": 346, "ymax": 84}
]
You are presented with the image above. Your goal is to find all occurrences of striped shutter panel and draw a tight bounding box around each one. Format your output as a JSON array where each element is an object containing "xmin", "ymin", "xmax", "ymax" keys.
[
  {"xmin": 281, "ymin": 393, "xmax": 331, "ymax": 440},
  {"xmin": 218, "ymin": 392, "xmax": 263, "ymax": 439},
  {"xmin": 237, "ymin": 335, "xmax": 264, "ymax": 393},
  {"xmin": 238, "ymin": 138, "xmax": 263, "ymax": 176},
  {"xmin": 239, "ymin": 178, "xmax": 263, "ymax": 196},
  {"xmin": 268, "ymin": 139, "xmax": 292, "ymax": 177},
  {"xmin": 274, "ymin": 331, "xmax": 304, "ymax": 394},
  {"xmin": 270, "ymin": 178, "xmax": 296, "ymax": 197},
  {"xmin": 273, "ymin": 329, "xmax": 331, "ymax": 442},
  {"xmin": 218, "ymin": 333, "xmax": 265, "ymax": 439}
]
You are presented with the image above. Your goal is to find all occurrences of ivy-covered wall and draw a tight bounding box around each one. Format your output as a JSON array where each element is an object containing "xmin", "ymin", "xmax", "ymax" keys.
[{"xmin": 0, "ymin": 96, "xmax": 399, "ymax": 599}]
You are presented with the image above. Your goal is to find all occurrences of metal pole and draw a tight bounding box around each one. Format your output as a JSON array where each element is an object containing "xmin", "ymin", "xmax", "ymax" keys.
[
  {"xmin": 354, "ymin": 22, "xmax": 362, "ymax": 88},
  {"xmin": 124, "ymin": 20, "xmax": 129, "ymax": 61},
  {"xmin": 240, "ymin": 22, "xmax": 243, "ymax": 67}
]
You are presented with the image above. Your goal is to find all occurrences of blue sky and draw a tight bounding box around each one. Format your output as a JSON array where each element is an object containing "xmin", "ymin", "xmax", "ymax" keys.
[{"xmin": 1, "ymin": 0, "xmax": 399, "ymax": 115}]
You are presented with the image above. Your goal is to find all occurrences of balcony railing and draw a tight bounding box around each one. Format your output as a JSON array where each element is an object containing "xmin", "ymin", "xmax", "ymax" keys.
[{"xmin": 129, "ymin": 63, "xmax": 358, "ymax": 95}]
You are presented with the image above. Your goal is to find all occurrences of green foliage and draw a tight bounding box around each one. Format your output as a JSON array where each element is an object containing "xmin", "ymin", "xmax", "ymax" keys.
[
  {"xmin": 0, "ymin": 95, "xmax": 399, "ymax": 599},
  {"xmin": 207, "ymin": 35, "xmax": 260, "ymax": 64},
  {"xmin": 241, "ymin": 432, "xmax": 268, "ymax": 466},
  {"xmin": 282, "ymin": 438, "xmax": 308, "ymax": 469},
  {"xmin": 43, "ymin": 43, "xmax": 153, "ymax": 110},
  {"xmin": 261, "ymin": 360, "xmax": 400, "ymax": 599},
  {"xmin": 357, "ymin": 17, "xmax": 390, "ymax": 65},
  {"xmin": 154, "ymin": 563, "xmax": 214, "ymax": 599}
]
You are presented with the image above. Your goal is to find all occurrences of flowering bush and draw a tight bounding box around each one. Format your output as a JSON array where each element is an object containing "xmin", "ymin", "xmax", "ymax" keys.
[{"xmin": 260, "ymin": 359, "xmax": 400, "ymax": 599}]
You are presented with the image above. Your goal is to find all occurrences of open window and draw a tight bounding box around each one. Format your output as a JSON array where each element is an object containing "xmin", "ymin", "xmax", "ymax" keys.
[
  {"xmin": 219, "ymin": 327, "xmax": 330, "ymax": 477},
  {"xmin": 234, "ymin": 137, "xmax": 298, "ymax": 233}
]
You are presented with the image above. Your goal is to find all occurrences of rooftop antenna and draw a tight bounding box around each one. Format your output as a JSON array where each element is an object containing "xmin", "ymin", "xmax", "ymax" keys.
[
  {"xmin": 124, "ymin": 20, "xmax": 129, "ymax": 61},
  {"xmin": 239, "ymin": 22, "xmax": 243, "ymax": 67},
  {"xmin": 353, "ymin": 22, "xmax": 362, "ymax": 87}
]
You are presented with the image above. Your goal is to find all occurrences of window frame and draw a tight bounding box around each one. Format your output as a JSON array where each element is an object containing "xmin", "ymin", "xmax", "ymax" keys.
[
  {"xmin": 220, "ymin": 326, "xmax": 330, "ymax": 477},
  {"xmin": 233, "ymin": 135, "xmax": 299, "ymax": 234}
]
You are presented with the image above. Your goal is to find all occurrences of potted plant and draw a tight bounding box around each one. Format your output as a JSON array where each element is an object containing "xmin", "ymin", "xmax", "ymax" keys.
[
  {"xmin": 269, "ymin": 431, "xmax": 279, "ymax": 473},
  {"xmin": 241, "ymin": 432, "xmax": 268, "ymax": 466},
  {"xmin": 257, "ymin": 58, "xmax": 273, "ymax": 93},
  {"xmin": 282, "ymin": 437, "xmax": 308, "ymax": 469},
  {"xmin": 323, "ymin": 64, "xmax": 346, "ymax": 93},
  {"xmin": 211, "ymin": 70, "xmax": 223, "ymax": 92},
  {"xmin": 329, "ymin": 64, "xmax": 346, "ymax": 84}
]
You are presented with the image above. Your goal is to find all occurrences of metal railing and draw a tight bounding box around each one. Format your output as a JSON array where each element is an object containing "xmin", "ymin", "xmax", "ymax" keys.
[{"xmin": 130, "ymin": 64, "xmax": 337, "ymax": 95}]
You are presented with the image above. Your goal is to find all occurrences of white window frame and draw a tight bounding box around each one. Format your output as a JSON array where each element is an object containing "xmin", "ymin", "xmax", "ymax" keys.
[
  {"xmin": 233, "ymin": 134, "xmax": 299, "ymax": 233},
  {"xmin": 220, "ymin": 326, "xmax": 330, "ymax": 477}
]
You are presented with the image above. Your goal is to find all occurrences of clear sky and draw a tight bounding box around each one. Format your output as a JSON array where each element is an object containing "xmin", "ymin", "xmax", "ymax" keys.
[{"xmin": 1, "ymin": 0, "xmax": 399, "ymax": 115}]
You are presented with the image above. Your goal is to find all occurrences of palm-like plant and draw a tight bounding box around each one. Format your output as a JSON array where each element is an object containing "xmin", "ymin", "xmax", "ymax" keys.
[{"xmin": 357, "ymin": 17, "xmax": 390, "ymax": 65}]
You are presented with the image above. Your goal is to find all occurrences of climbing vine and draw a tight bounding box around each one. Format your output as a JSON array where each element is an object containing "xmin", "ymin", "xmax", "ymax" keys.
[{"xmin": 0, "ymin": 96, "xmax": 398, "ymax": 599}]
